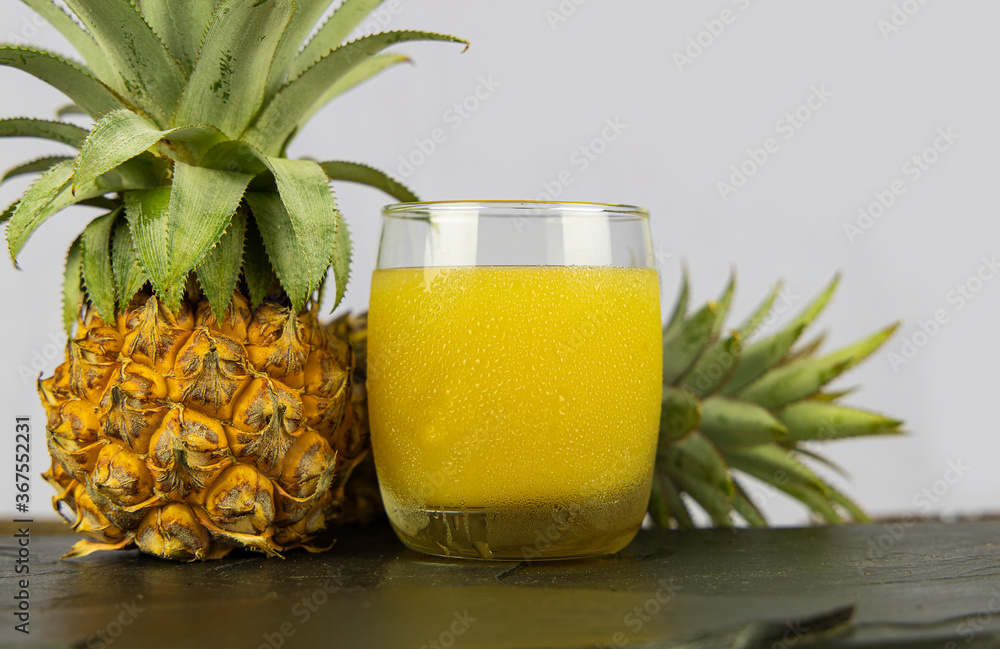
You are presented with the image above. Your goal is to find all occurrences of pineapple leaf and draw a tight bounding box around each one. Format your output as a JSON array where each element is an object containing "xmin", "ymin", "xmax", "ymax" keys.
[
  {"xmin": 649, "ymin": 474, "xmax": 694, "ymax": 528},
  {"xmin": 3, "ymin": 156, "xmax": 74, "ymax": 183},
  {"xmin": 664, "ymin": 266, "xmax": 690, "ymax": 334},
  {"xmin": 75, "ymin": 109, "xmax": 227, "ymax": 188},
  {"xmin": 242, "ymin": 217, "xmax": 277, "ymax": 308},
  {"xmin": 738, "ymin": 280, "xmax": 782, "ymax": 340},
  {"xmin": 783, "ymin": 333, "xmax": 827, "ymax": 366},
  {"xmin": 199, "ymin": 140, "xmax": 270, "ymax": 176},
  {"xmin": 80, "ymin": 209, "xmax": 119, "ymax": 322},
  {"xmin": 139, "ymin": 0, "xmax": 218, "ymax": 74},
  {"xmin": 165, "ymin": 163, "xmax": 252, "ymax": 290},
  {"xmin": 7, "ymin": 159, "xmax": 74, "ymax": 262},
  {"xmin": 724, "ymin": 275, "xmax": 840, "ymax": 395},
  {"xmin": 647, "ymin": 476, "xmax": 672, "ymax": 528},
  {"xmin": 660, "ymin": 432, "xmax": 734, "ymax": 526},
  {"xmin": 196, "ymin": 209, "xmax": 248, "ymax": 321},
  {"xmin": 789, "ymin": 274, "xmax": 841, "ymax": 329},
  {"xmin": 111, "ymin": 220, "xmax": 149, "ymax": 306},
  {"xmin": 74, "ymin": 110, "xmax": 164, "ymax": 187},
  {"xmin": 158, "ymin": 125, "xmax": 231, "ymax": 163},
  {"xmin": 245, "ymin": 31, "xmax": 468, "ymax": 154},
  {"xmin": 724, "ymin": 323, "xmax": 809, "ymax": 396},
  {"xmin": 55, "ymin": 104, "xmax": 86, "ymax": 118},
  {"xmin": 290, "ymin": 0, "xmax": 385, "ymax": 79},
  {"xmin": 60, "ymin": 0, "xmax": 186, "ymax": 126},
  {"xmin": 300, "ymin": 53, "xmax": 412, "ymax": 125},
  {"xmin": 659, "ymin": 385, "xmax": 701, "ymax": 445},
  {"xmin": 173, "ymin": 0, "xmax": 294, "ymax": 138},
  {"xmin": 123, "ymin": 187, "xmax": 173, "ymax": 307},
  {"xmin": 1, "ymin": 200, "xmax": 19, "ymax": 225},
  {"xmin": 788, "ymin": 447, "xmax": 850, "ymax": 478},
  {"xmin": 709, "ymin": 271, "xmax": 736, "ymax": 338},
  {"xmin": 62, "ymin": 235, "xmax": 84, "ymax": 335},
  {"xmin": 723, "ymin": 444, "xmax": 842, "ymax": 523},
  {"xmin": 8, "ymin": 157, "xmax": 162, "ymax": 261},
  {"xmin": 0, "ymin": 118, "xmax": 89, "ymax": 148},
  {"xmin": 266, "ymin": 157, "xmax": 340, "ymax": 296},
  {"xmin": 662, "ymin": 476, "xmax": 695, "ymax": 528},
  {"xmin": 80, "ymin": 197, "xmax": 121, "ymax": 211},
  {"xmin": 661, "ymin": 302, "xmax": 717, "ymax": 383},
  {"xmin": 123, "ymin": 167, "xmax": 246, "ymax": 314},
  {"xmin": 20, "ymin": 0, "xmax": 114, "ymax": 81},
  {"xmin": 739, "ymin": 323, "xmax": 899, "ymax": 409},
  {"xmin": 200, "ymin": 141, "xmax": 348, "ymax": 306},
  {"xmin": 723, "ymin": 444, "xmax": 828, "ymax": 489},
  {"xmin": 266, "ymin": 0, "xmax": 343, "ymax": 99},
  {"xmin": 821, "ymin": 482, "xmax": 869, "ymax": 522},
  {"xmin": 681, "ymin": 331, "xmax": 741, "ymax": 397},
  {"xmin": 318, "ymin": 160, "xmax": 419, "ymax": 203},
  {"xmin": 778, "ymin": 401, "xmax": 903, "ymax": 442},
  {"xmin": 330, "ymin": 210, "xmax": 351, "ymax": 311},
  {"xmin": 731, "ymin": 479, "xmax": 767, "ymax": 527},
  {"xmin": 781, "ymin": 483, "xmax": 843, "ymax": 524},
  {"xmin": 699, "ymin": 396, "xmax": 788, "ymax": 447},
  {"xmin": 3, "ymin": 196, "xmax": 111, "ymax": 227},
  {"xmin": 0, "ymin": 47, "xmax": 124, "ymax": 118},
  {"xmin": 245, "ymin": 192, "xmax": 312, "ymax": 310}
]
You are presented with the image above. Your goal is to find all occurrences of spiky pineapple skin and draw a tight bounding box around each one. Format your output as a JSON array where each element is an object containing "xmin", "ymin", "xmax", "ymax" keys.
[
  {"xmin": 39, "ymin": 291, "xmax": 371, "ymax": 560},
  {"xmin": 325, "ymin": 312, "xmax": 384, "ymax": 526}
]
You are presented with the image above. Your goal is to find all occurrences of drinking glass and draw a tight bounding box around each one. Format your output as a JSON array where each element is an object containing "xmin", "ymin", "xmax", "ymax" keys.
[{"xmin": 367, "ymin": 201, "xmax": 662, "ymax": 560}]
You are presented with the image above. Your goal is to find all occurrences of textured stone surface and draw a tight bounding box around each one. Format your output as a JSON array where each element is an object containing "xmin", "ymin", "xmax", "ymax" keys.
[{"xmin": 1, "ymin": 521, "xmax": 999, "ymax": 648}]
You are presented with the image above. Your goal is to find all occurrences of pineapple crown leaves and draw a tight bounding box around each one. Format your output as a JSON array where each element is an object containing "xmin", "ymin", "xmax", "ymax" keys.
[
  {"xmin": 653, "ymin": 272, "xmax": 904, "ymax": 529},
  {"xmin": 1, "ymin": 0, "xmax": 467, "ymax": 332}
]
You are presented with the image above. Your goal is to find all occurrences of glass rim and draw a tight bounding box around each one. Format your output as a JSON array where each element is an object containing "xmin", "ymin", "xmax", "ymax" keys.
[{"xmin": 382, "ymin": 200, "xmax": 650, "ymax": 219}]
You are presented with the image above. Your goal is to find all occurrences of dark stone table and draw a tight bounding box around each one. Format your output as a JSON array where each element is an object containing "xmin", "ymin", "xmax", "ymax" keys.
[{"xmin": 2, "ymin": 521, "xmax": 999, "ymax": 648}]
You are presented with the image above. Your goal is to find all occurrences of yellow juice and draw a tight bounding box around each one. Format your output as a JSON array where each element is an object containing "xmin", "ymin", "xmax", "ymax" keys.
[{"xmin": 368, "ymin": 265, "xmax": 662, "ymax": 558}]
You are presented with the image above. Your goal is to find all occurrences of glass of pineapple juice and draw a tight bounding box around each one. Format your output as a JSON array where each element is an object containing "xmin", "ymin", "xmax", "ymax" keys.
[{"xmin": 367, "ymin": 201, "xmax": 662, "ymax": 560}]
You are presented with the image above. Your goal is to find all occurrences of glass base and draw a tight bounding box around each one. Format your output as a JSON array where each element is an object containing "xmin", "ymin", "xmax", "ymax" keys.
[{"xmin": 386, "ymin": 502, "xmax": 643, "ymax": 561}]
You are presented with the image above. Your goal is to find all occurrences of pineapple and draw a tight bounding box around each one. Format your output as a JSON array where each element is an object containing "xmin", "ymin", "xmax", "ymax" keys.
[
  {"xmin": 2, "ymin": 0, "xmax": 464, "ymax": 559},
  {"xmin": 651, "ymin": 273, "xmax": 903, "ymax": 527}
]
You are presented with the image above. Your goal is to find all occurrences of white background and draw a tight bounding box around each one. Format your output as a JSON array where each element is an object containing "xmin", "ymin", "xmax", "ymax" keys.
[{"xmin": 0, "ymin": 0, "xmax": 996, "ymax": 524}]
